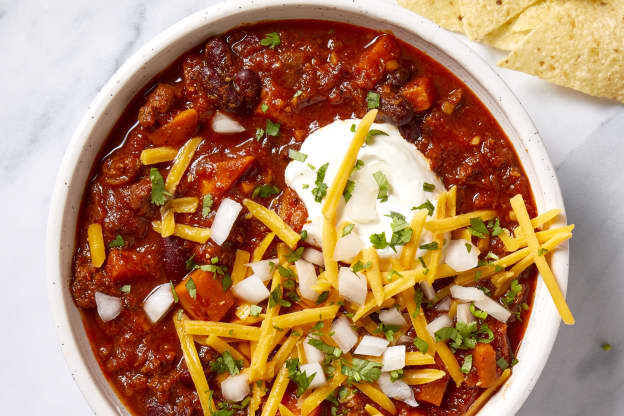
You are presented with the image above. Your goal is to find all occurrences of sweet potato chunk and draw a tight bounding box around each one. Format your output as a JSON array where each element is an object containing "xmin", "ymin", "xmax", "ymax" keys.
[
  {"xmin": 473, "ymin": 343, "xmax": 498, "ymax": 388},
  {"xmin": 354, "ymin": 36, "xmax": 400, "ymax": 88},
  {"xmin": 400, "ymin": 77, "xmax": 435, "ymax": 112},
  {"xmin": 175, "ymin": 269, "xmax": 234, "ymax": 321},
  {"xmin": 415, "ymin": 375, "xmax": 449, "ymax": 406},
  {"xmin": 200, "ymin": 156, "xmax": 255, "ymax": 197},
  {"xmin": 104, "ymin": 249, "xmax": 153, "ymax": 283},
  {"xmin": 148, "ymin": 108, "xmax": 198, "ymax": 146}
]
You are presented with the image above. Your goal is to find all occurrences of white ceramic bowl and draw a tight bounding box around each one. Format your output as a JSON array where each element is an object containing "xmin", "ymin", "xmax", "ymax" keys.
[{"xmin": 46, "ymin": 0, "xmax": 569, "ymax": 414}]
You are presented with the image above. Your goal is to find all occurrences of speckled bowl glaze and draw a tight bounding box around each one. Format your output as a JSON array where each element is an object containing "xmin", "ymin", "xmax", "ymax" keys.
[{"xmin": 46, "ymin": 1, "xmax": 569, "ymax": 414}]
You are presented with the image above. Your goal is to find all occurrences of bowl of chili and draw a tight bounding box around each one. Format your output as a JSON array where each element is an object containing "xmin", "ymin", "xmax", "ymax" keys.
[{"xmin": 46, "ymin": 1, "xmax": 570, "ymax": 415}]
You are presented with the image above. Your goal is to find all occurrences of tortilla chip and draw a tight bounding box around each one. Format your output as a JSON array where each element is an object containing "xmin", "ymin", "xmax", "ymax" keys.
[
  {"xmin": 482, "ymin": 24, "xmax": 529, "ymax": 51},
  {"xmin": 499, "ymin": 0, "xmax": 624, "ymax": 103},
  {"xmin": 459, "ymin": 0, "xmax": 539, "ymax": 40},
  {"xmin": 399, "ymin": 0, "xmax": 464, "ymax": 32}
]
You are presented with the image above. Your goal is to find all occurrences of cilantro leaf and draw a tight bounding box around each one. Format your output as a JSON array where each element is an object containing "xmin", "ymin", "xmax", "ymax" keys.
[
  {"xmin": 389, "ymin": 369, "xmax": 404, "ymax": 382},
  {"xmin": 268, "ymin": 284, "xmax": 291, "ymax": 308},
  {"xmin": 255, "ymin": 128, "xmax": 265, "ymax": 141},
  {"xmin": 496, "ymin": 357, "xmax": 509, "ymax": 370},
  {"xmin": 185, "ymin": 277, "xmax": 197, "ymax": 299},
  {"xmin": 419, "ymin": 241, "xmax": 439, "ymax": 250},
  {"xmin": 120, "ymin": 284, "xmax": 131, "ymax": 294},
  {"xmin": 252, "ymin": 184, "xmax": 280, "ymax": 199},
  {"xmin": 311, "ymin": 163, "xmax": 329, "ymax": 203},
  {"xmin": 261, "ymin": 103, "xmax": 268, "ymax": 113},
  {"xmin": 249, "ymin": 305, "xmax": 262, "ymax": 317},
  {"xmin": 343, "ymin": 179, "xmax": 355, "ymax": 202},
  {"xmin": 286, "ymin": 247, "xmax": 304, "ymax": 263},
  {"xmin": 221, "ymin": 274, "xmax": 232, "ymax": 291},
  {"xmin": 149, "ymin": 168, "xmax": 170, "ymax": 206},
  {"xmin": 109, "ymin": 234, "xmax": 125, "ymax": 248},
  {"xmin": 413, "ymin": 200, "xmax": 434, "ymax": 216},
  {"xmin": 413, "ymin": 337, "xmax": 428, "ymax": 353},
  {"xmin": 366, "ymin": 91, "xmax": 380, "ymax": 109},
  {"xmin": 286, "ymin": 358, "xmax": 315, "ymax": 396},
  {"xmin": 342, "ymin": 223, "xmax": 355, "ymax": 237},
  {"xmin": 170, "ymin": 281, "xmax": 178, "ymax": 303},
  {"xmin": 210, "ymin": 351, "xmax": 243, "ymax": 375},
  {"xmin": 468, "ymin": 217, "xmax": 489, "ymax": 238},
  {"xmin": 308, "ymin": 338, "xmax": 342, "ymax": 358},
  {"xmin": 351, "ymin": 260, "xmax": 371, "ymax": 273},
  {"xmin": 423, "ymin": 182, "xmax": 435, "ymax": 192},
  {"xmin": 266, "ymin": 119, "xmax": 280, "ymax": 136},
  {"xmin": 490, "ymin": 218, "xmax": 503, "ymax": 236},
  {"xmin": 365, "ymin": 129, "xmax": 388, "ymax": 145},
  {"xmin": 373, "ymin": 171, "xmax": 391, "ymax": 202},
  {"xmin": 316, "ymin": 291, "xmax": 329, "ymax": 304},
  {"xmin": 341, "ymin": 358, "xmax": 382, "ymax": 383},
  {"xmin": 288, "ymin": 149, "xmax": 308, "ymax": 162},
  {"xmin": 202, "ymin": 194, "xmax": 213, "ymax": 218},
  {"xmin": 369, "ymin": 232, "xmax": 388, "ymax": 249},
  {"xmin": 461, "ymin": 354, "xmax": 473, "ymax": 374},
  {"xmin": 502, "ymin": 279, "xmax": 522, "ymax": 305},
  {"xmin": 260, "ymin": 32, "xmax": 281, "ymax": 49}
]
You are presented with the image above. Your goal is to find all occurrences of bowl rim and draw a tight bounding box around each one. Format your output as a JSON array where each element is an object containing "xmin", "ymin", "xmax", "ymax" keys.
[{"xmin": 46, "ymin": 1, "xmax": 568, "ymax": 415}]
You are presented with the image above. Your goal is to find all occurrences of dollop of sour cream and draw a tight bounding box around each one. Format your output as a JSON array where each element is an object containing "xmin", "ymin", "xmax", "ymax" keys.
[{"xmin": 285, "ymin": 119, "xmax": 445, "ymax": 257}]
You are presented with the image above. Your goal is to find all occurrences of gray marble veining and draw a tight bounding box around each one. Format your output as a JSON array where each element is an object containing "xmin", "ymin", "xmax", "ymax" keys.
[{"xmin": 0, "ymin": 1, "xmax": 622, "ymax": 414}]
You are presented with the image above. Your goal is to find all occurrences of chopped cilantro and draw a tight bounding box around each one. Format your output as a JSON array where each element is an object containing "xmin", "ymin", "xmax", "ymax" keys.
[
  {"xmin": 496, "ymin": 357, "xmax": 509, "ymax": 370},
  {"xmin": 109, "ymin": 234, "xmax": 125, "ymax": 248},
  {"xmin": 375, "ymin": 323, "xmax": 401, "ymax": 342},
  {"xmin": 316, "ymin": 291, "xmax": 329, "ymax": 304},
  {"xmin": 350, "ymin": 124, "xmax": 356, "ymax": 132},
  {"xmin": 285, "ymin": 358, "xmax": 315, "ymax": 396},
  {"xmin": 268, "ymin": 284, "xmax": 291, "ymax": 308},
  {"xmin": 341, "ymin": 358, "xmax": 382, "ymax": 383},
  {"xmin": 502, "ymin": 280, "xmax": 522, "ymax": 305},
  {"xmin": 601, "ymin": 343, "xmax": 612, "ymax": 351},
  {"xmin": 423, "ymin": 182, "xmax": 435, "ymax": 192},
  {"xmin": 278, "ymin": 265, "xmax": 294, "ymax": 278},
  {"xmin": 185, "ymin": 277, "xmax": 197, "ymax": 299},
  {"xmin": 252, "ymin": 184, "xmax": 280, "ymax": 199},
  {"xmin": 221, "ymin": 274, "xmax": 232, "ymax": 291},
  {"xmin": 289, "ymin": 149, "xmax": 308, "ymax": 162},
  {"xmin": 419, "ymin": 241, "xmax": 439, "ymax": 250},
  {"xmin": 413, "ymin": 337, "xmax": 429, "ymax": 353},
  {"xmin": 351, "ymin": 260, "xmax": 371, "ymax": 274},
  {"xmin": 266, "ymin": 119, "xmax": 280, "ymax": 136},
  {"xmin": 373, "ymin": 171, "xmax": 390, "ymax": 202},
  {"xmin": 202, "ymin": 194, "xmax": 213, "ymax": 217},
  {"xmin": 210, "ymin": 351, "xmax": 243, "ymax": 375},
  {"xmin": 490, "ymin": 218, "xmax": 503, "ymax": 236},
  {"xmin": 343, "ymin": 179, "xmax": 355, "ymax": 202},
  {"xmin": 342, "ymin": 223, "xmax": 355, "ymax": 237},
  {"xmin": 366, "ymin": 91, "xmax": 380, "ymax": 109},
  {"xmin": 170, "ymin": 281, "xmax": 178, "ymax": 303},
  {"xmin": 365, "ymin": 129, "xmax": 388, "ymax": 145},
  {"xmin": 120, "ymin": 284, "xmax": 131, "ymax": 294},
  {"xmin": 286, "ymin": 247, "xmax": 304, "ymax": 263},
  {"xmin": 300, "ymin": 230, "xmax": 308, "ymax": 241},
  {"xmin": 261, "ymin": 103, "xmax": 268, "ymax": 113},
  {"xmin": 308, "ymin": 338, "xmax": 342, "ymax": 358},
  {"xmin": 386, "ymin": 211, "xmax": 413, "ymax": 249},
  {"xmin": 255, "ymin": 127, "xmax": 265, "ymax": 141},
  {"xmin": 538, "ymin": 247, "xmax": 549, "ymax": 256},
  {"xmin": 461, "ymin": 354, "xmax": 473, "ymax": 374},
  {"xmin": 293, "ymin": 90, "xmax": 303, "ymax": 98},
  {"xmin": 353, "ymin": 159, "xmax": 364, "ymax": 171},
  {"xmin": 413, "ymin": 288, "xmax": 423, "ymax": 316},
  {"xmin": 413, "ymin": 200, "xmax": 435, "ymax": 216},
  {"xmin": 260, "ymin": 32, "xmax": 281, "ymax": 49},
  {"xmin": 311, "ymin": 163, "xmax": 329, "ymax": 203},
  {"xmin": 418, "ymin": 256, "xmax": 427, "ymax": 269},
  {"xmin": 468, "ymin": 217, "xmax": 489, "ymax": 238},
  {"xmin": 369, "ymin": 232, "xmax": 388, "ymax": 249},
  {"xmin": 465, "ymin": 243, "xmax": 472, "ymax": 253},
  {"xmin": 149, "ymin": 168, "xmax": 170, "ymax": 206}
]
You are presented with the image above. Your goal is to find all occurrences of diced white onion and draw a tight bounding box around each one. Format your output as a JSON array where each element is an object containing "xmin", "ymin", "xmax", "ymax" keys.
[
  {"xmin": 95, "ymin": 292, "xmax": 121, "ymax": 322},
  {"xmin": 445, "ymin": 239, "xmax": 480, "ymax": 272},
  {"xmin": 232, "ymin": 275, "xmax": 270, "ymax": 304},
  {"xmin": 331, "ymin": 315, "xmax": 359, "ymax": 353},
  {"xmin": 246, "ymin": 259, "xmax": 278, "ymax": 282},
  {"xmin": 211, "ymin": 198, "xmax": 242, "ymax": 245},
  {"xmin": 303, "ymin": 335, "xmax": 325, "ymax": 363},
  {"xmin": 456, "ymin": 303, "xmax": 475, "ymax": 324},
  {"xmin": 338, "ymin": 267, "xmax": 367, "ymax": 305},
  {"xmin": 420, "ymin": 281, "xmax": 435, "ymax": 301},
  {"xmin": 296, "ymin": 259, "xmax": 319, "ymax": 301},
  {"xmin": 220, "ymin": 374, "xmax": 250, "ymax": 402},
  {"xmin": 143, "ymin": 283, "xmax": 175, "ymax": 323},
  {"xmin": 300, "ymin": 362, "xmax": 327, "ymax": 389},
  {"xmin": 427, "ymin": 314, "xmax": 453, "ymax": 339},
  {"xmin": 211, "ymin": 111, "xmax": 246, "ymax": 134},
  {"xmin": 302, "ymin": 247, "xmax": 324, "ymax": 266},
  {"xmin": 474, "ymin": 296, "xmax": 511, "ymax": 323},
  {"xmin": 333, "ymin": 232, "xmax": 363, "ymax": 263},
  {"xmin": 434, "ymin": 297, "xmax": 451, "ymax": 312},
  {"xmin": 382, "ymin": 345, "xmax": 406, "ymax": 371},
  {"xmin": 378, "ymin": 308, "xmax": 407, "ymax": 326},
  {"xmin": 378, "ymin": 373, "xmax": 419, "ymax": 407},
  {"xmin": 450, "ymin": 285, "xmax": 486, "ymax": 302},
  {"xmin": 354, "ymin": 335, "xmax": 389, "ymax": 356}
]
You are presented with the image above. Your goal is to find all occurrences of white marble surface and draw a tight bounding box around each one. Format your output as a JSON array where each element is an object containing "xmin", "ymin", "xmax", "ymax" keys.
[{"xmin": 0, "ymin": 0, "xmax": 622, "ymax": 414}]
